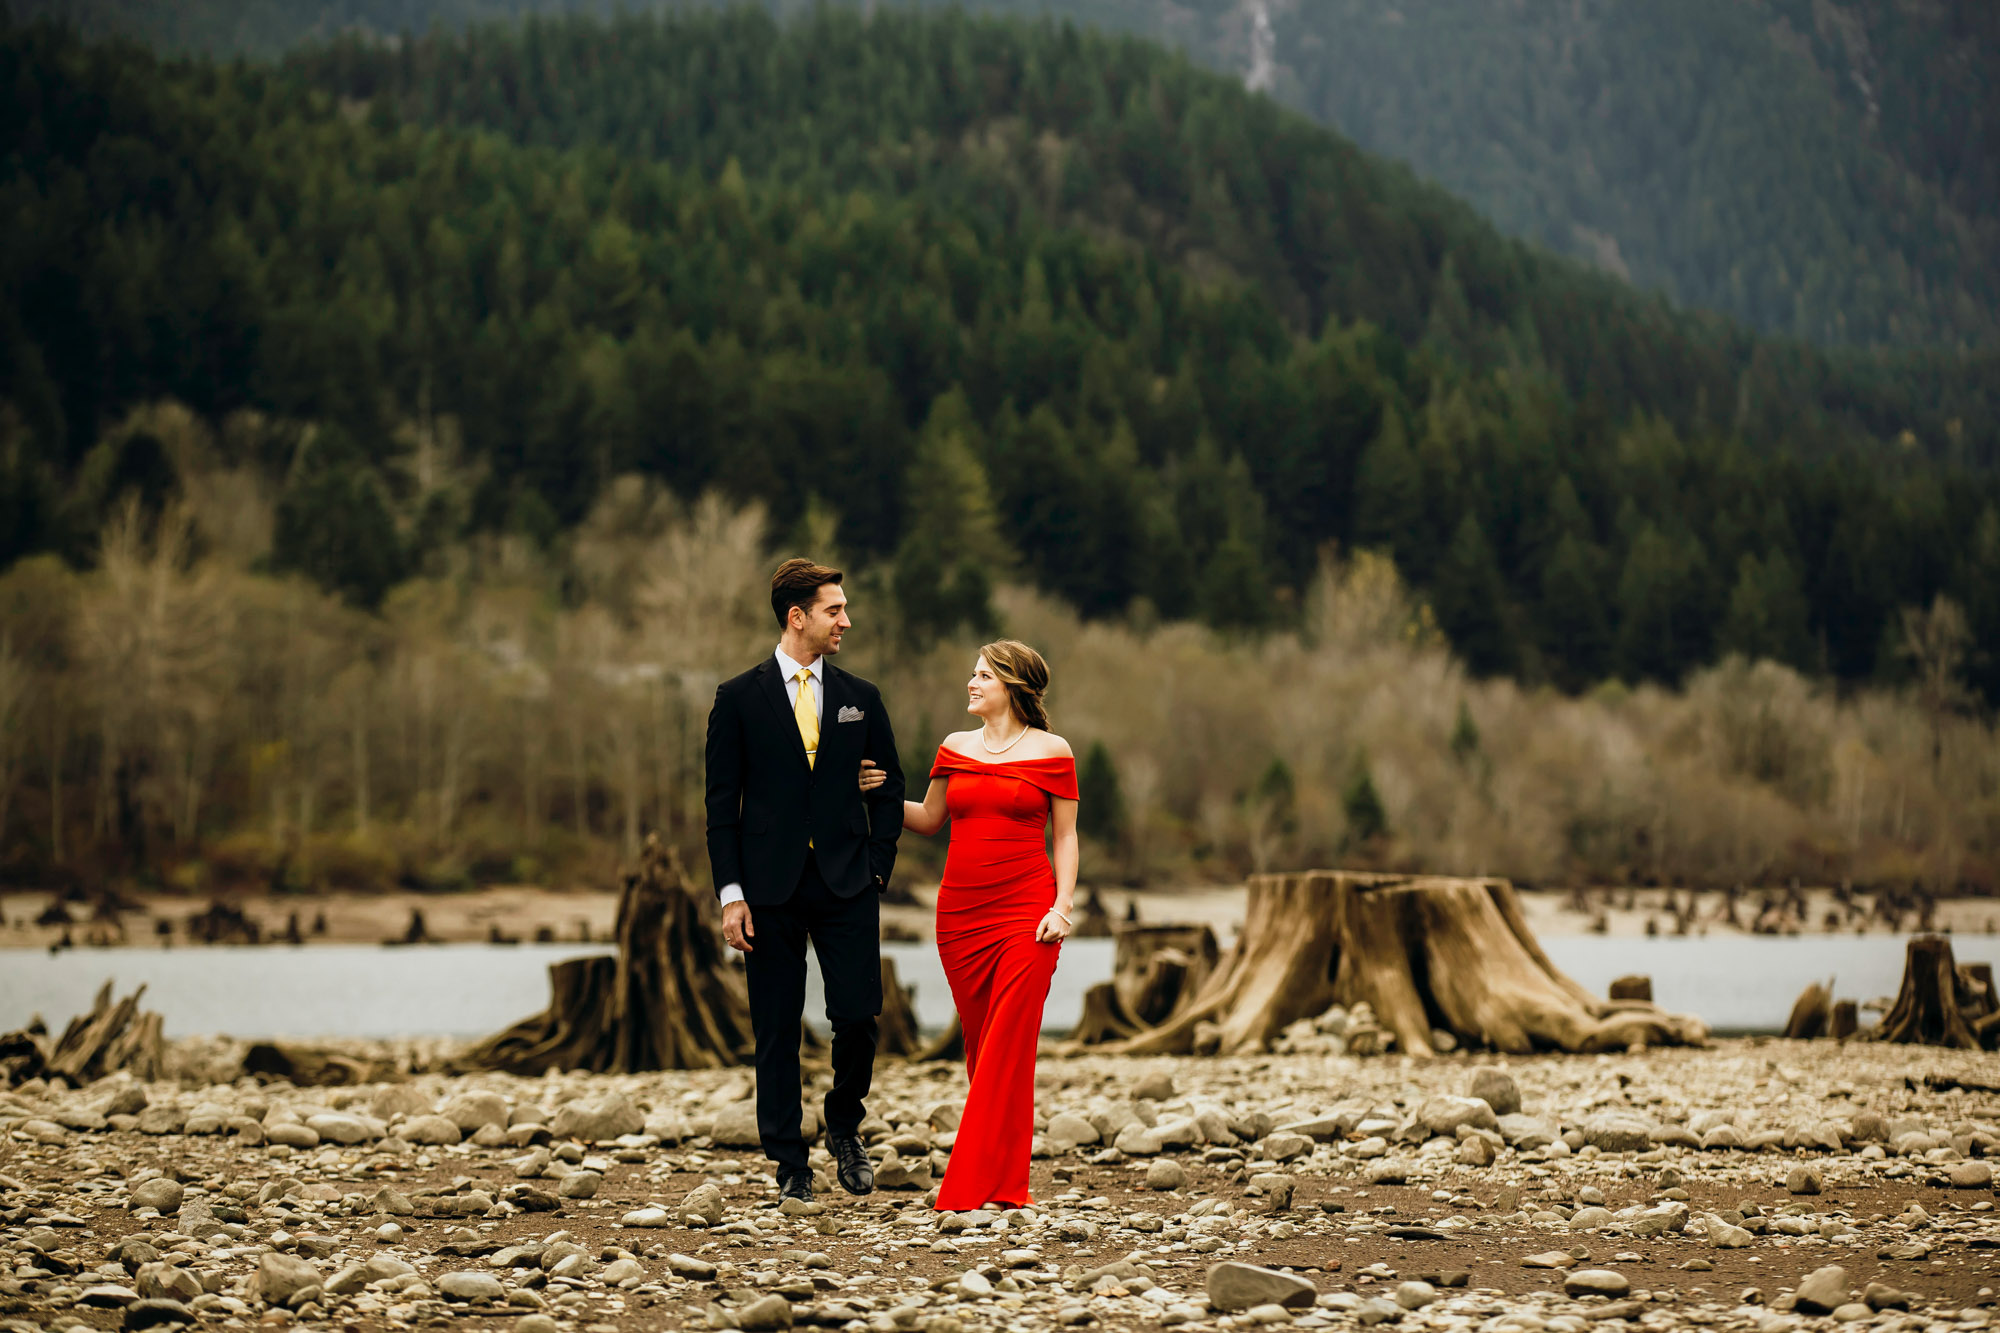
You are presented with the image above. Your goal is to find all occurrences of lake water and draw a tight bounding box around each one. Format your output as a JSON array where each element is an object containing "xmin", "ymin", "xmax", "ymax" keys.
[{"xmin": 2, "ymin": 934, "xmax": 1996, "ymax": 1042}]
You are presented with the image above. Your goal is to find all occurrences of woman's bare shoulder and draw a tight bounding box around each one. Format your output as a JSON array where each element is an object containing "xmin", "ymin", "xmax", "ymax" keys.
[{"xmin": 1019, "ymin": 730, "xmax": 1072, "ymax": 762}]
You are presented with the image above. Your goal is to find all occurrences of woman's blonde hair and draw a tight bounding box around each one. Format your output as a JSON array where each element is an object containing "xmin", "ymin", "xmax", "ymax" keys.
[{"xmin": 979, "ymin": 639, "xmax": 1051, "ymax": 732}]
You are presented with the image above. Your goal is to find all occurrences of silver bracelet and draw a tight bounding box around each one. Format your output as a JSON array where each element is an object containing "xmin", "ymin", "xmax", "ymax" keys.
[{"xmin": 1050, "ymin": 909, "xmax": 1071, "ymax": 925}]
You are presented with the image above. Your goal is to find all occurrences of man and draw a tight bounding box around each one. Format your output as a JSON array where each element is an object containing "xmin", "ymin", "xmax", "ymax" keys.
[{"xmin": 706, "ymin": 558, "xmax": 905, "ymax": 1202}]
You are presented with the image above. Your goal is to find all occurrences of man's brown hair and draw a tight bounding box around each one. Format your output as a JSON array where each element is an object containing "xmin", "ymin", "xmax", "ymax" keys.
[{"xmin": 770, "ymin": 558, "xmax": 843, "ymax": 629}]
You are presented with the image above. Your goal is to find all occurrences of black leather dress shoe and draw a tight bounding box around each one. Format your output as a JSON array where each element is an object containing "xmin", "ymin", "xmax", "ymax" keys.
[
  {"xmin": 778, "ymin": 1170, "xmax": 814, "ymax": 1204},
  {"xmin": 829, "ymin": 1131, "xmax": 874, "ymax": 1195}
]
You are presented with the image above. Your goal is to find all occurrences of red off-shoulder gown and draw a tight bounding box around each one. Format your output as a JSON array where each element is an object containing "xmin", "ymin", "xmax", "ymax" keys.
[{"xmin": 929, "ymin": 745, "xmax": 1077, "ymax": 1211}]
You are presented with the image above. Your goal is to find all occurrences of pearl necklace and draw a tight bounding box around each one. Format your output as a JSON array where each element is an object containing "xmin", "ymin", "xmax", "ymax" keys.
[{"xmin": 979, "ymin": 722, "xmax": 1032, "ymax": 755}]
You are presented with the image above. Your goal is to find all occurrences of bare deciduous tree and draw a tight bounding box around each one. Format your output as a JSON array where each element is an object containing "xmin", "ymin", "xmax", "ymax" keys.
[
  {"xmin": 1899, "ymin": 594, "xmax": 1977, "ymax": 777},
  {"xmin": 0, "ymin": 468, "xmax": 1990, "ymax": 898},
  {"xmin": 79, "ymin": 502, "xmax": 231, "ymax": 850},
  {"xmin": 0, "ymin": 635, "xmax": 28, "ymax": 842}
]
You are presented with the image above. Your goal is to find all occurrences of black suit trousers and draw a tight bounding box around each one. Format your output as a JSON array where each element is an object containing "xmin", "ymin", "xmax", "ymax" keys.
[{"xmin": 743, "ymin": 860, "xmax": 882, "ymax": 1176}]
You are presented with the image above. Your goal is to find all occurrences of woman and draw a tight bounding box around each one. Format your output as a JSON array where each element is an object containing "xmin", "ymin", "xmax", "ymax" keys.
[{"xmin": 858, "ymin": 639, "xmax": 1077, "ymax": 1210}]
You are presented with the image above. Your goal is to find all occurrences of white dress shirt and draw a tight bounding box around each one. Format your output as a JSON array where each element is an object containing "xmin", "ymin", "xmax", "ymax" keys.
[{"xmin": 719, "ymin": 647, "xmax": 824, "ymax": 907}]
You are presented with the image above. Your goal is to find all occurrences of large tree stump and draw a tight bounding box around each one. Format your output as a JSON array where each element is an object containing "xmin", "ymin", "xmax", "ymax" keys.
[
  {"xmin": 39, "ymin": 982, "xmax": 165, "ymax": 1085},
  {"xmin": 1112, "ymin": 923, "xmax": 1219, "ymax": 1025},
  {"xmin": 1783, "ymin": 980, "xmax": 1834, "ymax": 1040},
  {"xmin": 1867, "ymin": 935, "xmax": 1990, "ymax": 1048},
  {"xmin": 1100, "ymin": 871, "xmax": 1705, "ymax": 1057},
  {"xmin": 1829, "ymin": 999, "xmax": 1859, "ymax": 1040},
  {"xmin": 877, "ymin": 956, "xmax": 924, "ymax": 1058},
  {"xmin": 461, "ymin": 834, "xmax": 755, "ymax": 1073}
]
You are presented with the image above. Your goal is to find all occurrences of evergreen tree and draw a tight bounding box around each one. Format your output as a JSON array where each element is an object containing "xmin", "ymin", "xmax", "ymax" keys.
[
  {"xmin": 1340, "ymin": 750, "xmax": 1388, "ymax": 848},
  {"xmin": 1449, "ymin": 699, "xmax": 1481, "ymax": 766},
  {"xmin": 1429, "ymin": 511, "xmax": 1514, "ymax": 676},
  {"xmin": 1076, "ymin": 740, "xmax": 1125, "ymax": 846},
  {"xmin": 1245, "ymin": 753, "xmax": 1297, "ymax": 869},
  {"xmin": 1352, "ymin": 410, "xmax": 1423, "ymax": 570},
  {"xmin": 892, "ymin": 391, "xmax": 1009, "ymax": 643},
  {"xmin": 0, "ymin": 421, "xmax": 60, "ymax": 569},
  {"xmin": 1199, "ymin": 533, "xmax": 1274, "ymax": 633},
  {"xmin": 1532, "ymin": 473, "xmax": 1595, "ymax": 568},
  {"xmin": 1615, "ymin": 523, "xmax": 1712, "ymax": 683},
  {"xmin": 1717, "ymin": 549, "xmax": 1812, "ymax": 670},
  {"xmin": 272, "ymin": 434, "xmax": 406, "ymax": 608},
  {"xmin": 1537, "ymin": 532, "xmax": 1612, "ymax": 691}
]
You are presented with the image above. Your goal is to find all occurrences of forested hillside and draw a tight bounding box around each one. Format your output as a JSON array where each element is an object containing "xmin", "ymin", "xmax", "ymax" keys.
[
  {"xmin": 951, "ymin": 0, "xmax": 2000, "ymax": 350},
  {"xmin": 1278, "ymin": 0, "xmax": 2000, "ymax": 349},
  {"xmin": 4, "ymin": 12, "xmax": 1999, "ymax": 700},
  {"xmin": 283, "ymin": 10, "xmax": 2000, "ymax": 458},
  {"xmin": 17, "ymin": 0, "xmax": 2000, "ymax": 349}
]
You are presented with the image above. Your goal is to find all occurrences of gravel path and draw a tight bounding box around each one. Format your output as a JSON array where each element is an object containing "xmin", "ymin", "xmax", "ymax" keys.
[{"xmin": 3, "ymin": 1041, "xmax": 1996, "ymax": 1333}]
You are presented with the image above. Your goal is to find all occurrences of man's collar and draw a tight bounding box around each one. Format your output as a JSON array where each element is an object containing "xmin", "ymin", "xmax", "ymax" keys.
[{"xmin": 774, "ymin": 645, "xmax": 823, "ymax": 679}]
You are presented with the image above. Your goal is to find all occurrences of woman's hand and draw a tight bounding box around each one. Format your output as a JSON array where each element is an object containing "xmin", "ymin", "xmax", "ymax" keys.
[
  {"xmin": 859, "ymin": 759, "xmax": 887, "ymax": 792},
  {"xmin": 1034, "ymin": 906, "xmax": 1072, "ymax": 943}
]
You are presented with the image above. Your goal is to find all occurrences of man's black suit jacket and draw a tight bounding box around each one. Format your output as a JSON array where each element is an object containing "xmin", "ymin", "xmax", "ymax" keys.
[{"xmin": 705, "ymin": 656, "xmax": 905, "ymax": 906}]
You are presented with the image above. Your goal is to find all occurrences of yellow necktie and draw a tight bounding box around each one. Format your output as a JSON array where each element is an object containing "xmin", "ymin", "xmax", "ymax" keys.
[{"xmin": 794, "ymin": 667, "xmax": 819, "ymax": 769}]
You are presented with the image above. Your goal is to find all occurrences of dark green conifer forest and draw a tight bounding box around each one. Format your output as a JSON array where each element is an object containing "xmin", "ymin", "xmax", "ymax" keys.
[
  {"xmin": 4, "ymin": 4, "xmax": 1999, "ymax": 706},
  {"xmin": 21, "ymin": 0, "xmax": 2000, "ymax": 350}
]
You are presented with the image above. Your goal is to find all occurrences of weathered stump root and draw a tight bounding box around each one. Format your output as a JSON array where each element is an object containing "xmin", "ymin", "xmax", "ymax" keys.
[
  {"xmin": 242, "ymin": 1043, "xmax": 400, "ymax": 1086},
  {"xmin": 1865, "ymin": 935, "xmax": 1997, "ymax": 1049},
  {"xmin": 1069, "ymin": 983, "xmax": 1145, "ymax": 1045},
  {"xmin": 915, "ymin": 1015, "xmax": 964, "ymax": 1062},
  {"xmin": 1099, "ymin": 871, "xmax": 1706, "ymax": 1057},
  {"xmin": 3, "ymin": 981, "xmax": 167, "ymax": 1087},
  {"xmin": 460, "ymin": 834, "xmax": 754, "ymax": 1073},
  {"xmin": 1965, "ymin": 964, "xmax": 2000, "ymax": 1048},
  {"xmin": 1069, "ymin": 923, "xmax": 1219, "ymax": 1044}
]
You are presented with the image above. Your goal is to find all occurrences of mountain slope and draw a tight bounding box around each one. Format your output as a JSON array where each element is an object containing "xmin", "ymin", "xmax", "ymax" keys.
[
  {"xmin": 1007, "ymin": 0, "xmax": 2000, "ymax": 349},
  {"xmin": 281, "ymin": 6, "xmax": 1998, "ymax": 467},
  {"xmin": 17, "ymin": 0, "xmax": 2000, "ymax": 350}
]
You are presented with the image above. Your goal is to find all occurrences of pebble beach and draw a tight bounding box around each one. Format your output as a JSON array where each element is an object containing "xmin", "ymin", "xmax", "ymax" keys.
[{"xmin": 4, "ymin": 1040, "xmax": 1998, "ymax": 1333}]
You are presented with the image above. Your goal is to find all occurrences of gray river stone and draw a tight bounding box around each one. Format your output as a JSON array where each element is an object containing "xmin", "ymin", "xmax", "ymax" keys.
[
  {"xmin": 1792, "ymin": 1265, "xmax": 1849, "ymax": 1315},
  {"xmin": 442, "ymin": 1091, "xmax": 509, "ymax": 1131},
  {"xmin": 709, "ymin": 1101, "xmax": 762, "ymax": 1147},
  {"xmin": 437, "ymin": 1271, "xmax": 507, "ymax": 1303},
  {"xmin": 1420, "ymin": 1095, "xmax": 1498, "ymax": 1136},
  {"xmin": 1206, "ymin": 1261, "xmax": 1316, "ymax": 1311},
  {"xmin": 399, "ymin": 1113, "xmax": 461, "ymax": 1145},
  {"xmin": 1468, "ymin": 1068, "xmax": 1522, "ymax": 1115},
  {"xmin": 550, "ymin": 1091, "xmax": 642, "ymax": 1142},
  {"xmin": 1564, "ymin": 1269, "xmax": 1631, "ymax": 1298},
  {"xmin": 250, "ymin": 1253, "xmax": 320, "ymax": 1305},
  {"xmin": 127, "ymin": 1178, "xmax": 183, "ymax": 1214}
]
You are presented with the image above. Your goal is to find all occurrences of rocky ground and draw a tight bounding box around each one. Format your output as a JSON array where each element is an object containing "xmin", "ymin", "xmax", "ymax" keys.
[{"xmin": 3, "ymin": 1041, "xmax": 1998, "ymax": 1333}]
